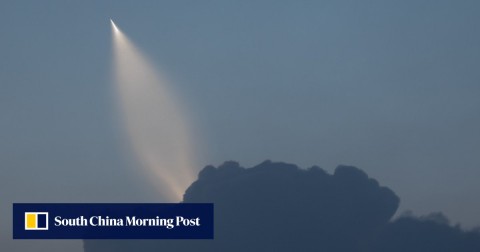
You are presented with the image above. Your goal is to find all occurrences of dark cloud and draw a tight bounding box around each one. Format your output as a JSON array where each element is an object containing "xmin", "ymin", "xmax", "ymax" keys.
[
  {"xmin": 372, "ymin": 212, "xmax": 480, "ymax": 252},
  {"xmin": 84, "ymin": 161, "xmax": 479, "ymax": 251}
]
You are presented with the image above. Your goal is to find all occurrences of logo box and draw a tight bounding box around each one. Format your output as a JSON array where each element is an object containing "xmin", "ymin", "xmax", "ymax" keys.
[
  {"xmin": 24, "ymin": 212, "xmax": 49, "ymax": 230},
  {"xmin": 13, "ymin": 203, "xmax": 214, "ymax": 239}
]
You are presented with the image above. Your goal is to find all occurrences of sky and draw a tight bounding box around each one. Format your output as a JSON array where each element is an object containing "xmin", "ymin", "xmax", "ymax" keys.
[{"xmin": 1, "ymin": 1, "xmax": 479, "ymax": 251}]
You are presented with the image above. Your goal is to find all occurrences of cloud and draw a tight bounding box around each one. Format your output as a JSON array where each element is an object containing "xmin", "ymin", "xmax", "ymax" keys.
[
  {"xmin": 84, "ymin": 160, "xmax": 479, "ymax": 251},
  {"xmin": 181, "ymin": 160, "xmax": 399, "ymax": 251},
  {"xmin": 371, "ymin": 212, "xmax": 480, "ymax": 252}
]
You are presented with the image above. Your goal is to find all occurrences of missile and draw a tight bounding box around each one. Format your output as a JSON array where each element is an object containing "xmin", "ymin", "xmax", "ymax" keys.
[{"xmin": 110, "ymin": 19, "xmax": 119, "ymax": 32}]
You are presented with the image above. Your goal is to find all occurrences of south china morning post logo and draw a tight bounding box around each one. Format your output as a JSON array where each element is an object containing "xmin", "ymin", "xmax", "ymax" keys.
[
  {"xmin": 13, "ymin": 203, "xmax": 214, "ymax": 239},
  {"xmin": 24, "ymin": 212, "xmax": 49, "ymax": 230}
]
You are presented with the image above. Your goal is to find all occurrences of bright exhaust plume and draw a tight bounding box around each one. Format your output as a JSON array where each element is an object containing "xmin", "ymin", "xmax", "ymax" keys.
[{"xmin": 111, "ymin": 20, "xmax": 196, "ymax": 201}]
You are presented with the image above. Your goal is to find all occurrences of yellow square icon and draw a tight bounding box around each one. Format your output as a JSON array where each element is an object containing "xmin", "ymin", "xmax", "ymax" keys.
[{"xmin": 24, "ymin": 212, "xmax": 48, "ymax": 230}]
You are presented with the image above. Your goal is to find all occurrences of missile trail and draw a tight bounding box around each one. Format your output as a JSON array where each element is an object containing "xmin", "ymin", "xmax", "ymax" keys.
[{"xmin": 111, "ymin": 21, "xmax": 197, "ymax": 201}]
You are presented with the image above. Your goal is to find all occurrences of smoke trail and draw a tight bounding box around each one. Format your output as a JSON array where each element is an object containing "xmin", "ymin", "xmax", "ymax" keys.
[{"xmin": 111, "ymin": 20, "xmax": 196, "ymax": 201}]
